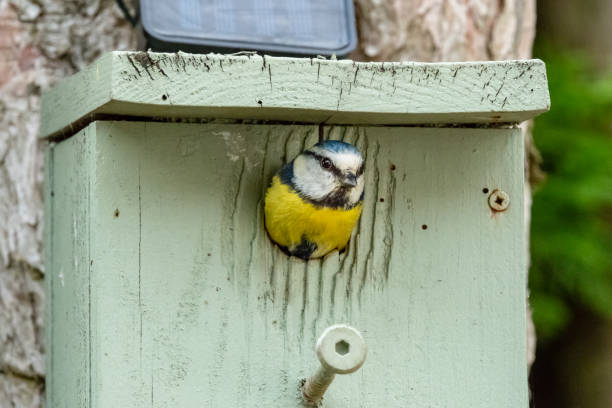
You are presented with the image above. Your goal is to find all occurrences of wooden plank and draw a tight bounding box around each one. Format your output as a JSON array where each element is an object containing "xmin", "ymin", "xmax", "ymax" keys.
[
  {"xmin": 88, "ymin": 122, "xmax": 151, "ymax": 406},
  {"xmin": 43, "ymin": 144, "xmax": 53, "ymax": 408},
  {"xmin": 40, "ymin": 51, "xmax": 550, "ymax": 138},
  {"xmin": 45, "ymin": 126, "xmax": 94, "ymax": 407},
  {"xmin": 47, "ymin": 121, "xmax": 526, "ymax": 407}
]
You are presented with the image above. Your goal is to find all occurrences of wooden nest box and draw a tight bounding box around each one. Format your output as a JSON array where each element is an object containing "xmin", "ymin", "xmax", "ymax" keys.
[{"xmin": 42, "ymin": 51, "xmax": 549, "ymax": 407}]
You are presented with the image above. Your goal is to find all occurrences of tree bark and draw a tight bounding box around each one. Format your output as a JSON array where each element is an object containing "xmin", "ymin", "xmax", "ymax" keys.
[
  {"xmin": 0, "ymin": 0, "xmax": 137, "ymax": 405},
  {"xmin": 0, "ymin": 0, "xmax": 537, "ymax": 406}
]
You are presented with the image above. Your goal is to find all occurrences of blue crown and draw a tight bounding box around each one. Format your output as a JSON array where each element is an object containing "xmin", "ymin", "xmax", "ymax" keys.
[{"xmin": 314, "ymin": 140, "xmax": 360, "ymax": 154}]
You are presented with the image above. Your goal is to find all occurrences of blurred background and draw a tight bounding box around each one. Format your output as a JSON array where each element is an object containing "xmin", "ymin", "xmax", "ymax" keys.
[
  {"xmin": 529, "ymin": 0, "xmax": 612, "ymax": 407},
  {"xmin": 0, "ymin": 0, "xmax": 610, "ymax": 407}
]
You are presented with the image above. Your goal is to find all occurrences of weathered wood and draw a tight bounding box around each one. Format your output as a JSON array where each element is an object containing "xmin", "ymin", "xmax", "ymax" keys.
[
  {"xmin": 45, "ymin": 128, "xmax": 94, "ymax": 407},
  {"xmin": 46, "ymin": 120, "xmax": 527, "ymax": 407},
  {"xmin": 40, "ymin": 51, "xmax": 550, "ymax": 139}
]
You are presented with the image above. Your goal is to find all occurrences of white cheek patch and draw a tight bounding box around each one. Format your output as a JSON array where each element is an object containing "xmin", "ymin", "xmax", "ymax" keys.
[
  {"xmin": 293, "ymin": 156, "xmax": 338, "ymax": 199},
  {"xmin": 292, "ymin": 151, "xmax": 365, "ymax": 206}
]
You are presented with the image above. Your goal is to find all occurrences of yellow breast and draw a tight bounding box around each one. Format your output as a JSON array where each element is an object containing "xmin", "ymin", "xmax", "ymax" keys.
[{"xmin": 264, "ymin": 175, "xmax": 362, "ymax": 258}]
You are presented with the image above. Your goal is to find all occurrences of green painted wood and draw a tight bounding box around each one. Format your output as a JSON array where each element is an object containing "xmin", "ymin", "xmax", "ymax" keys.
[
  {"xmin": 45, "ymin": 128, "xmax": 94, "ymax": 408},
  {"xmin": 46, "ymin": 121, "xmax": 527, "ymax": 407},
  {"xmin": 40, "ymin": 51, "xmax": 550, "ymax": 138}
]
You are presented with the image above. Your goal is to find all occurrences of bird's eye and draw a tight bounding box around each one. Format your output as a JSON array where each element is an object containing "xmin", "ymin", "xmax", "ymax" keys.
[{"xmin": 321, "ymin": 158, "xmax": 332, "ymax": 169}]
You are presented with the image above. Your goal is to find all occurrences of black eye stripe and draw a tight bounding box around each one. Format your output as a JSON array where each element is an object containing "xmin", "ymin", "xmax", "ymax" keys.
[
  {"xmin": 304, "ymin": 151, "xmax": 363, "ymax": 178},
  {"xmin": 305, "ymin": 151, "xmax": 340, "ymax": 175}
]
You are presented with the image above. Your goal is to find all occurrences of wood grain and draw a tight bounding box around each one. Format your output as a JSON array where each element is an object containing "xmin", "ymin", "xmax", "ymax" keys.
[
  {"xmin": 47, "ymin": 121, "xmax": 527, "ymax": 407},
  {"xmin": 45, "ymin": 128, "xmax": 93, "ymax": 408},
  {"xmin": 40, "ymin": 51, "xmax": 550, "ymax": 139}
]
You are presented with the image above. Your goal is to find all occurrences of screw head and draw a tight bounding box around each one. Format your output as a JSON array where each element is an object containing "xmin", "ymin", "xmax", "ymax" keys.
[
  {"xmin": 316, "ymin": 324, "xmax": 367, "ymax": 374},
  {"xmin": 488, "ymin": 190, "xmax": 510, "ymax": 212}
]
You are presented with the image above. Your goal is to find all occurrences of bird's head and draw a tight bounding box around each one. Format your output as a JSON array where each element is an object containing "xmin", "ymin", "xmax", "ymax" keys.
[{"xmin": 292, "ymin": 140, "xmax": 364, "ymax": 208}]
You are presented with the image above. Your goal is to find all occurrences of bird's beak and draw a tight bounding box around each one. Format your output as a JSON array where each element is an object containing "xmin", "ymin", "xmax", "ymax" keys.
[{"xmin": 342, "ymin": 173, "xmax": 358, "ymax": 187}]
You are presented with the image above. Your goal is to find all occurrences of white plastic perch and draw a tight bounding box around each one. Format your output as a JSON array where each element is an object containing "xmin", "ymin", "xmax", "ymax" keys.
[{"xmin": 301, "ymin": 324, "xmax": 368, "ymax": 405}]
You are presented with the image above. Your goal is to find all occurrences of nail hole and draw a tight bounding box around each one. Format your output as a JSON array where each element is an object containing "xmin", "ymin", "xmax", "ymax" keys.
[
  {"xmin": 390, "ymin": 164, "xmax": 396, "ymax": 171},
  {"xmin": 482, "ymin": 188, "xmax": 489, "ymax": 194},
  {"xmin": 335, "ymin": 340, "xmax": 350, "ymax": 356},
  {"xmin": 114, "ymin": 209, "xmax": 120, "ymax": 218},
  {"xmin": 257, "ymin": 100, "xmax": 263, "ymax": 106},
  {"xmin": 421, "ymin": 224, "xmax": 428, "ymax": 230},
  {"xmin": 161, "ymin": 94, "xmax": 167, "ymax": 100},
  {"xmin": 379, "ymin": 198, "xmax": 384, "ymax": 202}
]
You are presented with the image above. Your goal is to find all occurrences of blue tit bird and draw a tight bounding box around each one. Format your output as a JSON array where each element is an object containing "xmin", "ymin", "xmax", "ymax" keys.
[{"xmin": 264, "ymin": 140, "xmax": 365, "ymax": 260}]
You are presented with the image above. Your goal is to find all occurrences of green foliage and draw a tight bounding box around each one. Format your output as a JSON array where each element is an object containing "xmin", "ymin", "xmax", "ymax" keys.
[{"xmin": 530, "ymin": 46, "xmax": 612, "ymax": 341}]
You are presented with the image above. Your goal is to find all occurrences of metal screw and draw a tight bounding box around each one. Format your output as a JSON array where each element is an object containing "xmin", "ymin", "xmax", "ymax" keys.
[
  {"xmin": 488, "ymin": 189, "xmax": 510, "ymax": 212},
  {"xmin": 301, "ymin": 324, "xmax": 367, "ymax": 406}
]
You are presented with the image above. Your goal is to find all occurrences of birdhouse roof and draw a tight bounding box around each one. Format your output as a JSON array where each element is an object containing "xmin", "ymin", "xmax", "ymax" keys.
[{"xmin": 40, "ymin": 51, "xmax": 550, "ymax": 139}]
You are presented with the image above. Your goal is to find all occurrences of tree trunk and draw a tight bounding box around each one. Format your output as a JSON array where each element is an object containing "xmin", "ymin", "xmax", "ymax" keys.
[
  {"xmin": 0, "ymin": 0, "xmax": 537, "ymax": 406},
  {"xmin": 0, "ymin": 0, "xmax": 137, "ymax": 405}
]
